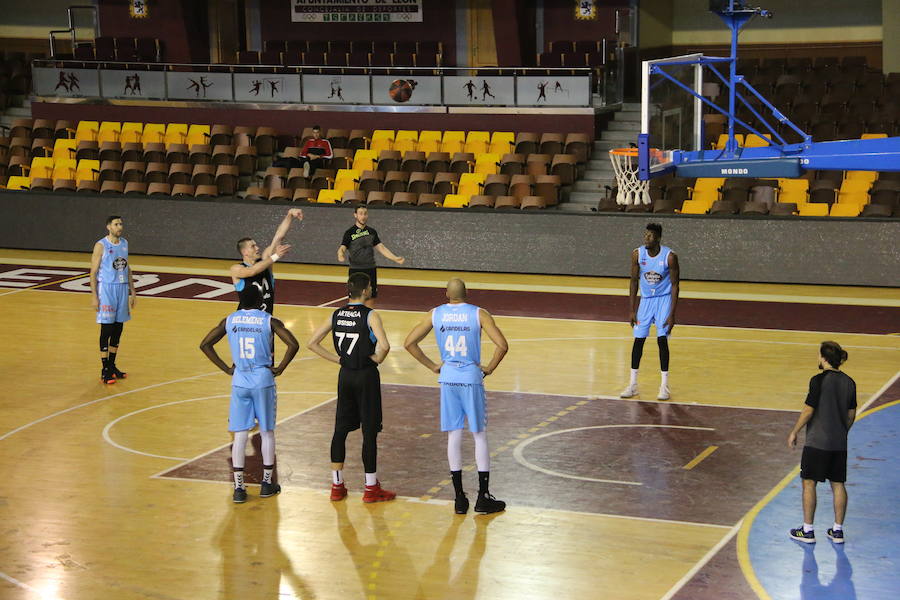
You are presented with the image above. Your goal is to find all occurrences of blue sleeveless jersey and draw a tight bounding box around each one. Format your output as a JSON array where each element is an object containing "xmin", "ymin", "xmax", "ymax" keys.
[
  {"xmin": 97, "ymin": 237, "xmax": 130, "ymax": 284},
  {"xmin": 226, "ymin": 309, "xmax": 275, "ymax": 389},
  {"xmin": 638, "ymin": 245, "xmax": 672, "ymax": 297},
  {"xmin": 433, "ymin": 303, "xmax": 482, "ymax": 384}
]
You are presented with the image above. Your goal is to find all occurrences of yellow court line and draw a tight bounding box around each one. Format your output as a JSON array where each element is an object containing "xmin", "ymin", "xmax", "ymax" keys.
[
  {"xmin": 737, "ymin": 395, "xmax": 900, "ymax": 600},
  {"xmin": 683, "ymin": 445, "xmax": 719, "ymax": 470}
]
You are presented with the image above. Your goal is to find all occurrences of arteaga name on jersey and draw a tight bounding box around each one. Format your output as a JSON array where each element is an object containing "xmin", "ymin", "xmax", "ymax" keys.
[
  {"xmin": 231, "ymin": 315, "xmax": 265, "ymax": 325},
  {"xmin": 338, "ymin": 310, "xmax": 362, "ymax": 318}
]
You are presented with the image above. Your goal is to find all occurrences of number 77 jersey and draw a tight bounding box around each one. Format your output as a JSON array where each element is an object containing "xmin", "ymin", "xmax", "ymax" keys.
[
  {"xmin": 332, "ymin": 303, "xmax": 378, "ymax": 370},
  {"xmin": 433, "ymin": 302, "xmax": 483, "ymax": 384}
]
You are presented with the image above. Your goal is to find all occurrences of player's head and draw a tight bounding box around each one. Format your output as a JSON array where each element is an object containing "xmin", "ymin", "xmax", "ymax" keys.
[
  {"xmin": 354, "ymin": 205, "xmax": 368, "ymax": 226},
  {"xmin": 238, "ymin": 282, "xmax": 264, "ymax": 310},
  {"xmin": 446, "ymin": 278, "xmax": 467, "ymax": 301},
  {"xmin": 312, "ymin": 124, "xmax": 322, "ymax": 139},
  {"xmin": 106, "ymin": 215, "xmax": 123, "ymax": 238},
  {"xmin": 819, "ymin": 341, "xmax": 848, "ymax": 370},
  {"xmin": 347, "ymin": 272, "xmax": 371, "ymax": 301},
  {"xmin": 644, "ymin": 222, "xmax": 662, "ymax": 248},
  {"xmin": 236, "ymin": 237, "xmax": 260, "ymax": 260}
]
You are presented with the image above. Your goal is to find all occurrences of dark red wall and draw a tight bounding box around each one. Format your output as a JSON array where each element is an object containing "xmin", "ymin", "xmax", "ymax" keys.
[
  {"xmin": 97, "ymin": 0, "xmax": 210, "ymax": 64},
  {"xmin": 260, "ymin": 0, "xmax": 456, "ymax": 64},
  {"xmin": 542, "ymin": 0, "xmax": 627, "ymax": 53}
]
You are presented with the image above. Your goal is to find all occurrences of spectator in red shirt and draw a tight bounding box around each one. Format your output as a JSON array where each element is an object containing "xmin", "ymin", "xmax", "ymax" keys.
[{"xmin": 299, "ymin": 125, "xmax": 333, "ymax": 177}]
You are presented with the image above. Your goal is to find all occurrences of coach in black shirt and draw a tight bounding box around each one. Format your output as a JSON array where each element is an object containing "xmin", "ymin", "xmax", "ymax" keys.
[{"xmin": 337, "ymin": 205, "xmax": 405, "ymax": 307}]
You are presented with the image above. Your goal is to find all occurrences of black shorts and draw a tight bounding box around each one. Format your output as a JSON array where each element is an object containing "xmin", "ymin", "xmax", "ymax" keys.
[
  {"xmin": 349, "ymin": 267, "xmax": 378, "ymax": 298},
  {"xmin": 335, "ymin": 366, "xmax": 382, "ymax": 433},
  {"xmin": 800, "ymin": 446, "xmax": 848, "ymax": 482}
]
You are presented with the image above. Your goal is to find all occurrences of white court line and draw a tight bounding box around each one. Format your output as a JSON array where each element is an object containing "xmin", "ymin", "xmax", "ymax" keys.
[
  {"xmin": 859, "ymin": 369, "xmax": 900, "ymax": 413},
  {"xmin": 658, "ymin": 520, "xmax": 744, "ymax": 600},
  {"xmin": 316, "ymin": 295, "xmax": 349, "ymax": 307},
  {"xmin": 0, "ymin": 570, "xmax": 40, "ymax": 593},
  {"xmin": 101, "ymin": 391, "xmax": 334, "ymax": 460},
  {"xmin": 512, "ymin": 424, "xmax": 716, "ymax": 486}
]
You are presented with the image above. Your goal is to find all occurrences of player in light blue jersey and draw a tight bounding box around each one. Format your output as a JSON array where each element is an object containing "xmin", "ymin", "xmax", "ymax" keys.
[
  {"xmin": 621, "ymin": 223, "xmax": 680, "ymax": 401},
  {"xmin": 90, "ymin": 216, "xmax": 136, "ymax": 384},
  {"xmin": 200, "ymin": 284, "xmax": 299, "ymax": 503},
  {"xmin": 404, "ymin": 278, "xmax": 509, "ymax": 514}
]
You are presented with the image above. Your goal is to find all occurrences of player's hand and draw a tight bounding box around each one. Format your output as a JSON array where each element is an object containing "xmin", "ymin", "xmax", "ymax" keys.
[
  {"xmin": 226, "ymin": 364, "xmax": 235, "ymax": 376},
  {"xmin": 664, "ymin": 316, "xmax": 674, "ymax": 333},
  {"xmin": 431, "ymin": 363, "xmax": 442, "ymax": 374},
  {"xmin": 337, "ymin": 250, "xmax": 346, "ymax": 263},
  {"xmin": 275, "ymin": 243, "xmax": 292, "ymax": 257},
  {"xmin": 289, "ymin": 208, "xmax": 303, "ymax": 221},
  {"xmin": 787, "ymin": 431, "xmax": 797, "ymax": 449},
  {"xmin": 91, "ymin": 295, "xmax": 99, "ymax": 311},
  {"xmin": 481, "ymin": 365, "xmax": 493, "ymax": 376},
  {"xmin": 129, "ymin": 293, "xmax": 136, "ymax": 310},
  {"xmin": 270, "ymin": 365, "xmax": 285, "ymax": 377},
  {"xmin": 629, "ymin": 311, "xmax": 637, "ymax": 327},
  {"xmin": 394, "ymin": 256, "xmax": 406, "ymax": 265}
]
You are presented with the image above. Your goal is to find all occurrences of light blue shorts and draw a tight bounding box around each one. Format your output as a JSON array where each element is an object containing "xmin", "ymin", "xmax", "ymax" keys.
[
  {"xmin": 634, "ymin": 294, "xmax": 672, "ymax": 338},
  {"xmin": 96, "ymin": 283, "xmax": 130, "ymax": 324},
  {"xmin": 440, "ymin": 383, "xmax": 486, "ymax": 433},
  {"xmin": 229, "ymin": 385, "xmax": 277, "ymax": 432}
]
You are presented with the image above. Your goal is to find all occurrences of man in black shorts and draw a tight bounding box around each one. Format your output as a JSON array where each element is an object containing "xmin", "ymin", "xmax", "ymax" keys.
[
  {"xmin": 307, "ymin": 272, "xmax": 395, "ymax": 503},
  {"xmin": 337, "ymin": 205, "xmax": 405, "ymax": 307},
  {"xmin": 787, "ymin": 341, "xmax": 857, "ymax": 544}
]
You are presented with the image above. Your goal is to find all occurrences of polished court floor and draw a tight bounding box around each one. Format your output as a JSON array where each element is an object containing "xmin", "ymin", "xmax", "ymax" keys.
[{"xmin": 1, "ymin": 249, "xmax": 898, "ymax": 600}]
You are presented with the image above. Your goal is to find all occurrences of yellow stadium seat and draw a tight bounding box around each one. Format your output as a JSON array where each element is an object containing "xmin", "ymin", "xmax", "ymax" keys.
[
  {"xmin": 52, "ymin": 159, "xmax": 77, "ymax": 180},
  {"xmin": 334, "ymin": 169, "xmax": 361, "ymax": 193},
  {"xmin": 441, "ymin": 131, "xmax": 465, "ymax": 154},
  {"xmin": 76, "ymin": 159, "xmax": 100, "ymax": 182},
  {"xmin": 5, "ymin": 176, "xmax": 31, "ymax": 190},
  {"xmin": 777, "ymin": 178, "xmax": 809, "ymax": 193},
  {"xmin": 836, "ymin": 191, "xmax": 869, "ymax": 206},
  {"xmin": 75, "ymin": 121, "xmax": 99, "ymax": 143},
  {"xmin": 97, "ymin": 122, "xmax": 121, "ymax": 143},
  {"xmin": 442, "ymin": 194, "xmax": 470, "ymax": 208},
  {"xmin": 393, "ymin": 130, "xmax": 418, "ymax": 153},
  {"xmin": 141, "ymin": 123, "xmax": 166, "ymax": 144},
  {"xmin": 164, "ymin": 123, "xmax": 188, "ymax": 146},
  {"xmin": 317, "ymin": 189, "xmax": 342, "ymax": 204},
  {"xmin": 352, "ymin": 150, "xmax": 377, "ymax": 171},
  {"xmin": 474, "ymin": 153, "xmax": 501, "ymax": 175},
  {"xmin": 458, "ymin": 172, "xmax": 487, "ymax": 196},
  {"xmin": 30, "ymin": 157, "xmax": 55, "ymax": 179},
  {"xmin": 744, "ymin": 134, "xmax": 771, "ymax": 147},
  {"xmin": 371, "ymin": 129, "xmax": 395, "ymax": 141},
  {"xmin": 829, "ymin": 203, "xmax": 861, "ymax": 217},
  {"xmin": 464, "ymin": 131, "xmax": 490, "ymax": 154},
  {"xmin": 860, "ymin": 133, "xmax": 888, "ymax": 139},
  {"xmin": 418, "ymin": 130, "xmax": 442, "ymax": 154},
  {"xmin": 845, "ymin": 170, "xmax": 877, "ymax": 183},
  {"xmin": 693, "ymin": 177, "xmax": 725, "ymax": 193},
  {"xmin": 679, "ymin": 199, "xmax": 712, "ymax": 214},
  {"xmin": 52, "ymin": 139, "xmax": 77, "ymax": 160},
  {"xmin": 837, "ymin": 179, "xmax": 871, "ymax": 203},
  {"xmin": 489, "ymin": 132, "xmax": 515, "ymax": 154},
  {"xmin": 369, "ymin": 138, "xmax": 393, "ymax": 153},
  {"xmin": 187, "ymin": 125, "xmax": 211, "ymax": 147},
  {"xmin": 778, "ymin": 189, "xmax": 808, "ymax": 204},
  {"xmin": 120, "ymin": 122, "xmax": 143, "ymax": 144},
  {"xmin": 798, "ymin": 203, "xmax": 828, "ymax": 216},
  {"xmin": 713, "ymin": 134, "xmax": 745, "ymax": 149}
]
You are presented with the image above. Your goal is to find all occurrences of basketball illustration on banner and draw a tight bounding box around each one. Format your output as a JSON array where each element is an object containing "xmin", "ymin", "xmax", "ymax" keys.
[{"xmin": 389, "ymin": 79, "xmax": 418, "ymax": 103}]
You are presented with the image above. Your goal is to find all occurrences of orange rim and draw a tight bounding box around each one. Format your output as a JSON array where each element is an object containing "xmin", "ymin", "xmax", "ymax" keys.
[{"xmin": 609, "ymin": 148, "xmax": 639, "ymax": 157}]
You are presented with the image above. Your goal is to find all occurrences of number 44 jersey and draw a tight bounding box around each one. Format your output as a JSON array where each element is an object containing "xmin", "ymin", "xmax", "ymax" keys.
[
  {"xmin": 433, "ymin": 303, "xmax": 483, "ymax": 384},
  {"xmin": 226, "ymin": 308, "xmax": 275, "ymax": 388}
]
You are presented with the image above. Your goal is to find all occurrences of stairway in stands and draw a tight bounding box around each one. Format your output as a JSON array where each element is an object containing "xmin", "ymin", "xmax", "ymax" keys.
[
  {"xmin": 0, "ymin": 98, "xmax": 31, "ymax": 132},
  {"xmin": 563, "ymin": 102, "xmax": 641, "ymax": 211}
]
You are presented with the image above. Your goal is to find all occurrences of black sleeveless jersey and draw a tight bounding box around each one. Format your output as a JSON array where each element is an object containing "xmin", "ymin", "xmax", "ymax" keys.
[
  {"xmin": 236, "ymin": 260, "xmax": 275, "ymax": 314},
  {"xmin": 331, "ymin": 303, "xmax": 377, "ymax": 370}
]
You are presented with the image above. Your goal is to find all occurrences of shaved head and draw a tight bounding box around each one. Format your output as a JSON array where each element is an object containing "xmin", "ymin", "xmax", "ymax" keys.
[{"xmin": 446, "ymin": 278, "xmax": 467, "ymax": 301}]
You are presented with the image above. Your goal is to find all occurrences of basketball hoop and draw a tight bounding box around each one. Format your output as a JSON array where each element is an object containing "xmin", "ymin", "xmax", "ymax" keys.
[{"xmin": 609, "ymin": 147, "xmax": 651, "ymax": 206}]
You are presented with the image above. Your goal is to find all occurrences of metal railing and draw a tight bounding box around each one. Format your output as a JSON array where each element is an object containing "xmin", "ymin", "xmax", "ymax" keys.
[{"xmin": 49, "ymin": 5, "xmax": 99, "ymax": 58}]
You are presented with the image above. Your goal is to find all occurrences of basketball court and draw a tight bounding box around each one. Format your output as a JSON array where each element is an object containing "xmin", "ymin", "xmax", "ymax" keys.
[{"xmin": 1, "ymin": 249, "xmax": 898, "ymax": 599}]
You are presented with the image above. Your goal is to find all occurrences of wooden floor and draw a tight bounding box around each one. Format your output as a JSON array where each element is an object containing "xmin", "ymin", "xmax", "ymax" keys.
[{"xmin": 1, "ymin": 250, "xmax": 898, "ymax": 600}]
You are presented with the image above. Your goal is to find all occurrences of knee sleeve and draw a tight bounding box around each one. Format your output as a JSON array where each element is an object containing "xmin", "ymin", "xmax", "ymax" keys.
[
  {"xmin": 259, "ymin": 430, "xmax": 275, "ymax": 465},
  {"xmin": 109, "ymin": 322, "xmax": 124, "ymax": 347},
  {"xmin": 99, "ymin": 323, "xmax": 115, "ymax": 352},
  {"xmin": 330, "ymin": 429, "xmax": 349, "ymax": 464},
  {"xmin": 361, "ymin": 427, "xmax": 378, "ymax": 474},
  {"xmin": 232, "ymin": 430, "xmax": 249, "ymax": 469},
  {"xmin": 631, "ymin": 337, "xmax": 647, "ymax": 370},
  {"xmin": 472, "ymin": 431, "xmax": 490, "ymax": 472},
  {"xmin": 657, "ymin": 336, "xmax": 670, "ymax": 371}
]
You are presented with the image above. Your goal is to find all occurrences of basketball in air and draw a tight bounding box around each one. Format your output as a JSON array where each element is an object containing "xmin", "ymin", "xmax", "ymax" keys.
[{"xmin": 389, "ymin": 79, "xmax": 413, "ymax": 103}]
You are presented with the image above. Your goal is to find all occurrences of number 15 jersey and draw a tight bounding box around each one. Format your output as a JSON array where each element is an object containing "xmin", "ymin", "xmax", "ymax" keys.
[
  {"xmin": 226, "ymin": 309, "xmax": 275, "ymax": 389},
  {"xmin": 433, "ymin": 303, "xmax": 482, "ymax": 384}
]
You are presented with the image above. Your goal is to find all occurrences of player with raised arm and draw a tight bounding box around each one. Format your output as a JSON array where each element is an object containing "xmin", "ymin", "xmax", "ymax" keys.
[
  {"xmin": 307, "ymin": 272, "xmax": 396, "ymax": 502},
  {"xmin": 404, "ymin": 278, "xmax": 509, "ymax": 514},
  {"xmin": 199, "ymin": 284, "xmax": 300, "ymax": 503},
  {"xmin": 231, "ymin": 208, "xmax": 302, "ymax": 314},
  {"xmin": 90, "ymin": 215, "xmax": 136, "ymax": 384}
]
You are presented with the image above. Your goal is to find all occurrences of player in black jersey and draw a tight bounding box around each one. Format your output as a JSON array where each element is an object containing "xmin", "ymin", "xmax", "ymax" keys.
[
  {"xmin": 230, "ymin": 208, "xmax": 303, "ymax": 314},
  {"xmin": 307, "ymin": 272, "xmax": 396, "ymax": 503}
]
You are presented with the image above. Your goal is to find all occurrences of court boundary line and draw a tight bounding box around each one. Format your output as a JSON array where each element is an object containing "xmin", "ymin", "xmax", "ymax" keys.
[
  {"xmin": 658, "ymin": 520, "xmax": 744, "ymax": 600},
  {"xmin": 16, "ymin": 286, "xmax": 900, "ymax": 340},
  {"xmin": 0, "ymin": 571, "xmax": 39, "ymax": 593}
]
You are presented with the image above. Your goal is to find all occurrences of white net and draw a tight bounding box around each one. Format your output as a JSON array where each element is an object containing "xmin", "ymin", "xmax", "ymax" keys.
[{"xmin": 609, "ymin": 149, "xmax": 651, "ymax": 205}]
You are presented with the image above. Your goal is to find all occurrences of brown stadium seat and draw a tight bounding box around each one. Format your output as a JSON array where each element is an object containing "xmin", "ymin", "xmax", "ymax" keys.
[
  {"xmin": 515, "ymin": 132, "xmax": 539, "ymax": 155},
  {"xmin": 32, "ymin": 139, "xmax": 54, "ymax": 158},
  {"xmin": 417, "ymin": 193, "xmax": 444, "ymax": 208},
  {"xmin": 425, "ymin": 152, "xmax": 450, "ymax": 173},
  {"xmin": 292, "ymin": 188, "xmax": 317, "ymax": 203},
  {"xmin": 509, "ymin": 174, "xmax": 534, "ymax": 201},
  {"xmin": 740, "ymin": 200, "xmax": 769, "ymax": 215},
  {"xmin": 243, "ymin": 186, "xmax": 268, "ymax": 201},
  {"xmin": 407, "ymin": 171, "xmax": 434, "ymax": 195},
  {"xmin": 326, "ymin": 129, "xmax": 349, "ymax": 149},
  {"xmin": 710, "ymin": 199, "xmax": 740, "ymax": 215},
  {"xmin": 167, "ymin": 143, "xmax": 189, "ymax": 165},
  {"xmin": 377, "ymin": 150, "xmax": 401, "ymax": 172},
  {"xmin": 32, "ymin": 119, "xmax": 54, "ymax": 140},
  {"xmin": 210, "ymin": 125, "xmax": 234, "ymax": 147},
  {"xmin": 494, "ymin": 195, "xmax": 521, "ymax": 210},
  {"xmin": 76, "ymin": 140, "xmax": 99, "ymax": 162},
  {"xmin": 550, "ymin": 154, "xmax": 577, "ymax": 185},
  {"xmin": 215, "ymin": 165, "xmax": 239, "ymax": 195},
  {"xmin": 235, "ymin": 146, "xmax": 258, "ymax": 176},
  {"xmin": 401, "ymin": 151, "xmax": 426, "ymax": 173},
  {"xmin": 190, "ymin": 144, "xmax": 212, "ymax": 165},
  {"xmin": 264, "ymin": 167, "xmax": 288, "ymax": 190},
  {"xmin": 310, "ymin": 168, "xmax": 335, "ymax": 190},
  {"xmin": 9, "ymin": 118, "xmax": 33, "ymax": 139},
  {"xmin": 170, "ymin": 184, "xmax": 195, "ymax": 198},
  {"xmin": 348, "ymin": 130, "xmax": 370, "ymax": 151},
  {"xmin": 255, "ymin": 127, "xmax": 278, "ymax": 157},
  {"xmin": 143, "ymin": 142, "xmax": 166, "ymax": 163},
  {"xmin": 118, "ymin": 142, "xmax": 141, "ymax": 163},
  {"xmin": 367, "ymin": 191, "xmax": 391, "ymax": 206},
  {"xmin": 99, "ymin": 160, "xmax": 123, "ymax": 183},
  {"xmin": 534, "ymin": 174, "xmax": 561, "ymax": 206},
  {"xmin": 526, "ymin": 154, "xmax": 551, "ymax": 177},
  {"xmin": 124, "ymin": 182, "xmax": 148, "ymax": 196},
  {"xmin": 77, "ymin": 180, "xmax": 100, "ymax": 194},
  {"xmin": 212, "ymin": 145, "xmax": 236, "ymax": 166},
  {"xmin": 269, "ymin": 187, "xmax": 292, "ymax": 202},
  {"xmin": 122, "ymin": 161, "xmax": 146, "ymax": 183},
  {"xmin": 450, "ymin": 152, "xmax": 475, "ymax": 174},
  {"xmin": 432, "ymin": 172, "xmax": 460, "ymax": 195},
  {"xmin": 564, "ymin": 133, "xmax": 592, "ymax": 163},
  {"xmin": 860, "ymin": 203, "xmax": 892, "ymax": 217},
  {"xmin": 52, "ymin": 179, "xmax": 76, "ymax": 192},
  {"xmin": 286, "ymin": 169, "xmax": 308, "ymax": 190},
  {"xmin": 358, "ymin": 170, "xmax": 384, "ymax": 193},
  {"xmin": 168, "ymin": 163, "xmax": 192, "ymax": 186},
  {"xmin": 191, "ymin": 164, "xmax": 216, "ymax": 186},
  {"xmin": 483, "ymin": 173, "xmax": 510, "ymax": 197},
  {"xmin": 146, "ymin": 182, "xmax": 171, "ymax": 197},
  {"xmin": 539, "ymin": 133, "xmax": 565, "ymax": 156},
  {"xmin": 391, "ymin": 192, "xmax": 418, "ymax": 206},
  {"xmin": 467, "ymin": 195, "xmax": 495, "ymax": 209},
  {"xmin": 329, "ymin": 148, "xmax": 354, "ymax": 171},
  {"xmin": 769, "ymin": 202, "xmax": 799, "ymax": 216},
  {"xmin": 100, "ymin": 180, "xmax": 124, "ymax": 194},
  {"xmin": 383, "ymin": 171, "xmax": 410, "ymax": 194},
  {"xmin": 652, "ymin": 198, "xmax": 680, "ymax": 214}
]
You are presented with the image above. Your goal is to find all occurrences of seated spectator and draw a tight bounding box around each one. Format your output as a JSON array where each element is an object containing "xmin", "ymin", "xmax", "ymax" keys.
[{"xmin": 297, "ymin": 125, "xmax": 333, "ymax": 177}]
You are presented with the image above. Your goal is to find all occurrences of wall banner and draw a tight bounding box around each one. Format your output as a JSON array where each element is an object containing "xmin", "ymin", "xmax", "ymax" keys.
[{"xmin": 292, "ymin": 0, "xmax": 423, "ymax": 23}]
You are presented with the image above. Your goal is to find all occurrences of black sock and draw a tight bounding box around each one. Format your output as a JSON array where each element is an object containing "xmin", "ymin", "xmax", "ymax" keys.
[
  {"xmin": 451, "ymin": 470, "xmax": 464, "ymax": 496},
  {"xmin": 478, "ymin": 471, "xmax": 490, "ymax": 495},
  {"xmin": 102, "ymin": 357, "xmax": 109, "ymax": 369},
  {"xmin": 108, "ymin": 351, "xmax": 117, "ymax": 366}
]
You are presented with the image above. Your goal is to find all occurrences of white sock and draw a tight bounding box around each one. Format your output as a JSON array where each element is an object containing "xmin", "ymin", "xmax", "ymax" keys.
[
  {"xmin": 262, "ymin": 467, "xmax": 274, "ymax": 484},
  {"xmin": 630, "ymin": 369, "xmax": 639, "ymax": 386},
  {"xmin": 833, "ymin": 522, "xmax": 843, "ymax": 531},
  {"xmin": 661, "ymin": 371, "xmax": 669, "ymax": 387},
  {"xmin": 447, "ymin": 429, "xmax": 464, "ymax": 472},
  {"xmin": 332, "ymin": 470, "xmax": 343, "ymax": 485},
  {"xmin": 365, "ymin": 472, "xmax": 377, "ymax": 487},
  {"xmin": 803, "ymin": 523, "xmax": 813, "ymax": 533},
  {"xmin": 233, "ymin": 469, "xmax": 245, "ymax": 489},
  {"xmin": 472, "ymin": 430, "xmax": 490, "ymax": 472}
]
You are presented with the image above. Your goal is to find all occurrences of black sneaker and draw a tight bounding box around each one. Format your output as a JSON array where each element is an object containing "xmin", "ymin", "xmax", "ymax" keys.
[
  {"xmin": 454, "ymin": 493, "xmax": 469, "ymax": 514},
  {"xmin": 474, "ymin": 492, "xmax": 506, "ymax": 514},
  {"xmin": 233, "ymin": 487, "xmax": 248, "ymax": 503},
  {"xmin": 109, "ymin": 365, "xmax": 127, "ymax": 379},
  {"xmin": 826, "ymin": 528, "xmax": 844, "ymax": 544},
  {"xmin": 789, "ymin": 526, "xmax": 815, "ymax": 543},
  {"xmin": 100, "ymin": 367, "xmax": 116, "ymax": 385},
  {"xmin": 260, "ymin": 482, "xmax": 281, "ymax": 498}
]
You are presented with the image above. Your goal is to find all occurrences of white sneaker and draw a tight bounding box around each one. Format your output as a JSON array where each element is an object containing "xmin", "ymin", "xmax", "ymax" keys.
[
  {"xmin": 620, "ymin": 384, "xmax": 639, "ymax": 398},
  {"xmin": 302, "ymin": 161, "xmax": 311, "ymax": 178},
  {"xmin": 657, "ymin": 385, "xmax": 670, "ymax": 400}
]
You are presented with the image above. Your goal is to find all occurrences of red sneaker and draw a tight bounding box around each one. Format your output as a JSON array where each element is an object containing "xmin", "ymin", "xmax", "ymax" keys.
[
  {"xmin": 330, "ymin": 483, "xmax": 347, "ymax": 501},
  {"xmin": 362, "ymin": 482, "xmax": 396, "ymax": 503}
]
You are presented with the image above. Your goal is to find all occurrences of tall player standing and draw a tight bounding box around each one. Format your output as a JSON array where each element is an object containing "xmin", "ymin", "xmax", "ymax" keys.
[
  {"xmin": 90, "ymin": 215, "xmax": 136, "ymax": 384},
  {"xmin": 621, "ymin": 223, "xmax": 680, "ymax": 400}
]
